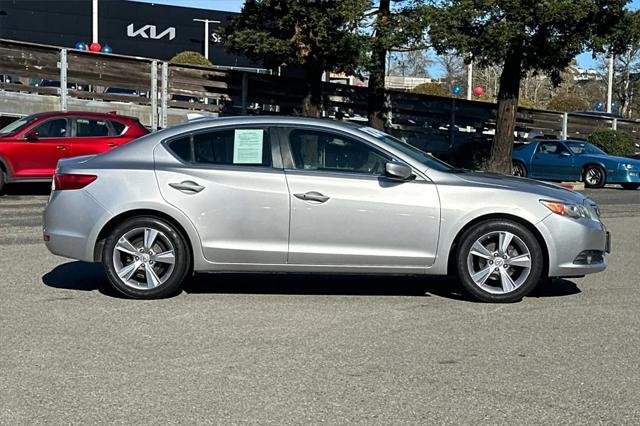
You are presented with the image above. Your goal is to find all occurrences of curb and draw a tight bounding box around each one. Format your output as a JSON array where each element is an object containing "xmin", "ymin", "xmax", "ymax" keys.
[{"xmin": 559, "ymin": 182, "xmax": 585, "ymax": 191}]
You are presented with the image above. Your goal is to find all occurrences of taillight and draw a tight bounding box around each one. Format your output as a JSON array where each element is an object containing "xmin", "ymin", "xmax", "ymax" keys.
[{"xmin": 53, "ymin": 173, "xmax": 97, "ymax": 190}]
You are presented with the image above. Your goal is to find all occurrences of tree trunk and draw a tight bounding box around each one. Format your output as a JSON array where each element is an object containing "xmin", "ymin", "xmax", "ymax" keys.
[
  {"xmin": 486, "ymin": 46, "xmax": 523, "ymax": 174},
  {"xmin": 367, "ymin": 0, "xmax": 390, "ymax": 130},
  {"xmin": 301, "ymin": 66, "xmax": 324, "ymax": 117}
]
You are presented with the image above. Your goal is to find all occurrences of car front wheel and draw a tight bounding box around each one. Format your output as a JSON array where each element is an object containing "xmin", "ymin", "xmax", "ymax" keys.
[
  {"xmin": 456, "ymin": 220, "xmax": 544, "ymax": 303},
  {"xmin": 102, "ymin": 216, "xmax": 190, "ymax": 299},
  {"xmin": 583, "ymin": 165, "xmax": 606, "ymax": 188}
]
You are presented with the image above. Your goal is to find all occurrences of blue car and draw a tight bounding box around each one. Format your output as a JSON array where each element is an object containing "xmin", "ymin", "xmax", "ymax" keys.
[{"xmin": 512, "ymin": 139, "xmax": 640, "ymax": 190}]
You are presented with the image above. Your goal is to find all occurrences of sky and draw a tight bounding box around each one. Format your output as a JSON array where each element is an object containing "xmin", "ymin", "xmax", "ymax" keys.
[{"xmin": 135, "ymin": 0, "xmax": 640, "ymax": 76}]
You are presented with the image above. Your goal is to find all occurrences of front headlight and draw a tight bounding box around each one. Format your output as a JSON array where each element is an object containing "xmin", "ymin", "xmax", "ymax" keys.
[{"xmin": 540, "ymin": 200, "xmax": 592, "ymax": 219}]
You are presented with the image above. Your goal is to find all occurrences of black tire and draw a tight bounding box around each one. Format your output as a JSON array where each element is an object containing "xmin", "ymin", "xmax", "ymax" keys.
[
  {"xmin": 0, "ymin": 168, "xmax": 6, "ymax": 195},
  {"xmin": 583, "ymin": 165, "xmax": 606, "ymax": 188},
  {"xmin": 102, "ymin": 216, "xmax": 191, "ymax": 299},
  {"xmin": 621, "ymin": 183, "xmax": 640, "ymax": 190},
  {"xmin": 512, "ymin": 161, "xmax": 527, "ymax": 177},
  {"xmin": 456, "ymin": 220, "xmax": 544, "ymax": 303}
]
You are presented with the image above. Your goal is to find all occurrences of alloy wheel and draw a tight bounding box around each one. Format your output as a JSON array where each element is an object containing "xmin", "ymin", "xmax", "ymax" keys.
[
  {"xmin": 112, "ymin": 227, "xmax": 176, "ymax": 290},
  {"xmin": 466, "ymin": 231, "xmax": 532, "ymax": 294},
  {"xmin": 585, "ymin": 167, "xmax": 603, "ymax": 186}
]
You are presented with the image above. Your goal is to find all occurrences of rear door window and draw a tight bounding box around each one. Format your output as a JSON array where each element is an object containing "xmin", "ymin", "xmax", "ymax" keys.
[
  {"xmin": 75, "ymin": 118, "xmax": 111, "ymax": 137},
  {"xmin": 168, "ymin": 128, "xmax": 272, "ymax": 167}
]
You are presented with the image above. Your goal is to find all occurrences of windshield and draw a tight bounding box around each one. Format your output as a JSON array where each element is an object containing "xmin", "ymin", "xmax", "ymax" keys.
[
  {"xmin": 358, "ymin": 126, "xmax": 454, "ymax": 172},
  {"xmin": 0, "ymin": 116, "xmax": 38, "ymax": 137},
  {"xmin": 565, "ymin": 141, "xmax": 606, "ymax": 156}
]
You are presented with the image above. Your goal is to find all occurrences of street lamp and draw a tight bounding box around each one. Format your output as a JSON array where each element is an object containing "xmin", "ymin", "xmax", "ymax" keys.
[{"xmin": 193, "ymin": 18, "xmax": 220, "ymax": 61}]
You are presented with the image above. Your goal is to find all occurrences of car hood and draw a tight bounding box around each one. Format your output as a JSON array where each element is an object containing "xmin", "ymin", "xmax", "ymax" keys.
[
  {"xmin": 588, "ymin": 154, "xmax": 640, "ymax": 165},
  {"xmin": 453, "ymin": 171, "xmax": 587, "ymax": 203}
]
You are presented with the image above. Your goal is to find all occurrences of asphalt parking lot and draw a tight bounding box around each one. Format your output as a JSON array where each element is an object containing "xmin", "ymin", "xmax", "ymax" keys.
[{"xmin": 1, "ymin": 184, "xmax": 639, "ymax": 424}]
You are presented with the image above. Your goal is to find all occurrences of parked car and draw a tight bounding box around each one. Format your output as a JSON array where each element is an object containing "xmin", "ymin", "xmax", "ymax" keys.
[
  {"xmin": 44, "ymin": 117, "xmax": 609, "ymax": 303},
  {"xmin": 512, "ymin": 139, "xmax": 640, "ymax": 190},
  {"xmin": 0, "ymin": 111, "xmax": 148, "ymax": 193}
]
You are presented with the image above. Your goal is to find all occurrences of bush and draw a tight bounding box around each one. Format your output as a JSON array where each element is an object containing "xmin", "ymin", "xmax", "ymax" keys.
[
  {"xmin": 547, "ymin": 94, "xmax": 589, "ymax": 113},
  {"xmin": 587, "ymin": 128, "xmax": 635, "ymax": 156},
  {"xmin": 412, "ymin": 82, "xmax": 449, "ymax": 97},
  {"xmin": 170, "ymin": 51, "xmax": 214, "ymax": 68}
]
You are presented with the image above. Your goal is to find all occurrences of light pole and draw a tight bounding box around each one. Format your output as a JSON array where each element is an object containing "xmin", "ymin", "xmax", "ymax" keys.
[
  {"xmin": 607, "ymin": 54, "xmax": 614, "ymax": 114},
  {"xmin": 92, "ymin": 0, "xmax": 99, "ymax": 44},
  {"xmin": 193, "ymin": 18, "xmax": 220, "ymax": 61},
  {"xmin": 467, "ymin": 59, "xmax": 473, "ymax": 101}
]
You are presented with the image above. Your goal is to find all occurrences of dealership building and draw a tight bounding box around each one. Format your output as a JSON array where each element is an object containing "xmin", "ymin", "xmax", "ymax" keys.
[{"xmin": 0, "ymin": 0, "xmax": 261, "ymax": 69}]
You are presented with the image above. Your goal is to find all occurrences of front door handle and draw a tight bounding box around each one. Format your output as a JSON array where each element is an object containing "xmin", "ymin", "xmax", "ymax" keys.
[
  {"xmin": 107, "ymin": 143, "xmax": 118, "ymax": 148},
  {"xmin": 294, "ymin": 191, "xmax": 329, "ymax": 203},
  {"xmin": 169, "ymin": 180, "xmax": 205, "ymax": 193},
  {"xmin": 56, "ymin": 145, "xmax": 66, "ymax": 150}
]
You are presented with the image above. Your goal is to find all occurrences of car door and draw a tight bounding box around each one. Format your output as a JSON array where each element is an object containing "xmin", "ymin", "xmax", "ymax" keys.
[
  {"xmin": 280, "ymin": 126, "xmax": 440, "ymax": 268},
  {"xmin": 530, "ymin": 141, "xmax": 575, "ymax": 180},
  {"xmin": 71, "ymin": 116, "xmax": 120, "ymax": 156},
  {"xmin": 10, "ymin": 117, "xmax": 70, "ymax": 178},
  {"xmin": 154, "ymin": 125, "xmax": 290, "ymax": 265}
]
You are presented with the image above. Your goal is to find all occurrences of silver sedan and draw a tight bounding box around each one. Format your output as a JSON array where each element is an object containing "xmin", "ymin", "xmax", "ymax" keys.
[{"xmin": 43, "ymin": 116, "xmax": 610, "ymax": 302}]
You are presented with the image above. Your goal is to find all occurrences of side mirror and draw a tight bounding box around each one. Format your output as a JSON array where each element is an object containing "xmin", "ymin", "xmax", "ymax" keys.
[
  {"xmin": 385, "ymin": 161, "xmax": 413, "ymax": 181},
  {"xmin": 25, "ymin": 131, "xmax": 39, "ymax": 142}
]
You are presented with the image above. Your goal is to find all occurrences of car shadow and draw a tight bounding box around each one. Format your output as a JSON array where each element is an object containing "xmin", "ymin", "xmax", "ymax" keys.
[
  {"xmin": 42, "ymin": 261, "xmax": 582, "ymax": 302},
  {"xmin": 4, "ymin": 182, "xmax": 51, "ymax": 196}
]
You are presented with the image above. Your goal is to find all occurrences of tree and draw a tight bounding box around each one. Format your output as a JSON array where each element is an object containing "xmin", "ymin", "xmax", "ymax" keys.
[
  {"xmin": 224, "ymin": 0, "xmax": 368, "ymax": 117},
  {"xmin": 426, "ymin": 0, "xmax": 629, "ymax": 173},
  {"xmin": 389, "ymin": 49, "xmax": 434, "ymax": 78},
  {"xmin": 547, "ymin": 94, "xmax": 590, "ymax": 113},
  {"xmin": 366, "ymin": 1, "xmax": 427, "ymax": 129},
  {"xmin": 170, "ymin": 51, "xmax": 214, "ymax": 67}
]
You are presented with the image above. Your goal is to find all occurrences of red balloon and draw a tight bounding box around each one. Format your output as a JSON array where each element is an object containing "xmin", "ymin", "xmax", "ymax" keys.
[
  {"xmin": 89, "ymin": 42, "xmax": 102, "ymax": 52},
  {"xmin": 472, "ymin": 86, "xmax": 485, "ymax": 97}
]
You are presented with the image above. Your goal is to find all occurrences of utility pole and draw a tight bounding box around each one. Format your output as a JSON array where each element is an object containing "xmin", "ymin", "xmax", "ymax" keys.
[
  {"xmin": 607, "ymin": 54, "xmax": 614, "ymax": 113},
  {"xmin": 467, "ymin": 59, "xmax": 473, "ymax": 101},
  {"xmin": 92, "ymin": 0, "xmax": 98, "ymax": 44},
  {"xmin": 193, "ymin": 18, "xmax": 220, "ymax": 61}
]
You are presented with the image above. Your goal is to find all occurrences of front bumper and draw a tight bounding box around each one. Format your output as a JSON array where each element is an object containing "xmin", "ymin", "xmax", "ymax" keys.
[{"xmin": 536, "ymin": 213, "xmax": 609, "ymax": 277}]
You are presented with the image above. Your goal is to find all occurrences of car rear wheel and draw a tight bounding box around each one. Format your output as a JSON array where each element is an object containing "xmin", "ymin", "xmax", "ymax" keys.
[
  {"xmin": 512, "ymin": 161, "xmax": 527, "ymax": 177},
  {"xmin": 621, "ymin": 183, "xmax": 640, "ymax": 190},
  {"xmin": 0, "ymin": 168, "xmax": 6, "ymax": 195},
  {"xmin": 102, "ymin": 216, "xmax": 190, "ymax": 299},
  {"xmin": 456, "ymin": 220, "xmax": 543, "ymax": 303},
  {"xmin": 583, "ymin": 165, "xmax": 606, "ymax": 188}
]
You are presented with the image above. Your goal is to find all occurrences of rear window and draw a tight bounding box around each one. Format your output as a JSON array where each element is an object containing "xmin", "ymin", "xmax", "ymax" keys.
[
  {"xmin": 111, "ymin": 121, "xmax": 126, "ymax": 135},
  {"xmin": 168, "ymin": 128, "xmax": 271, "ymax": 167}
]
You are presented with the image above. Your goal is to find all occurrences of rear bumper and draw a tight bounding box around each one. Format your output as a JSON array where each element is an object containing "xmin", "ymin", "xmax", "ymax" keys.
[
  {"xmin": 43, "ymin": 189, "xmax": 108, "ymax": 262},
  {"xmin": 536, "ymin": 214, "xmax": 608, "ymax": 277}
]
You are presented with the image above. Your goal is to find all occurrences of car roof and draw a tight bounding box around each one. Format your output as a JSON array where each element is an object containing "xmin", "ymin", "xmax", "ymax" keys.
[
  {"xmin": 178, "ymin": 115, "xmax": 369, "ymax": 133},
  {"xmin": 29, "ymin": 111, "xmax": 139, "ymax": 121}
]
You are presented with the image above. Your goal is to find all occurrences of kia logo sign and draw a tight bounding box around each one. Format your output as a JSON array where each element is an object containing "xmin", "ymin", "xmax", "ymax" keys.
[{"xmin": 127, "ymin": 24, "xmax": 176, "ymax": 40}]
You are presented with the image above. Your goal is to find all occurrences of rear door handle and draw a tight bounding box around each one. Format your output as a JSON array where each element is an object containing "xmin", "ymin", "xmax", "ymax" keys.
[
  {"xmin": 294, "ymin": 191, "xmax": 329, "ymax": 203},
  {"xmin": 169, "ymin": 180, "xmax": 205, "ymax": 193},
  {"xmin": 56, "ymin": 145, "xmax": 66, "ymax": 150},
  {"xmin": 107, "ymin": 143, "xmax": 118, "ymax": 148}
]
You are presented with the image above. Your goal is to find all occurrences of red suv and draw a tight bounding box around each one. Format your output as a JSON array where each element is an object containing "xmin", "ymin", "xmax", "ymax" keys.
[{"xmin": 0, "ymin": 111, "xmax": 148, "ymax": 193}]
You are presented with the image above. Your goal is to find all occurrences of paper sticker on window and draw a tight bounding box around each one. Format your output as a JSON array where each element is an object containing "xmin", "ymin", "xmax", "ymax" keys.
[{"xmin": 233, "ymin": 129, "xmax": 264, "ymax": 164}]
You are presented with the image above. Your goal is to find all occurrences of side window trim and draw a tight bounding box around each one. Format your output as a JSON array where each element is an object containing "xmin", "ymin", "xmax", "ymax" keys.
[
  {"xmin": 163, "ymin": 125, "xmax": 282, "ymax": 170},
  {"xmin": 277, "ymin": 125, "xmax": 395, "ymax": 175}
]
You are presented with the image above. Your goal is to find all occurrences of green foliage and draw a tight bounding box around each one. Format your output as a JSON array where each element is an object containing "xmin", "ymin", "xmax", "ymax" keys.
[
  {"xmin": 547, "ymin": 94, "xmax": 590, "ymax": 113},
  {"xmin": 224, "ymin": 0, "xmax": 369, "ymax": 74},
  {"xmin": 588, "ymin": 128, "xmax": 635, "ymax": 156},
  {"xmin": 412, "ymin": 82, "xmax": 449, "ymax": 97},
  {"xmin": 170, "ymin": 51, "xmax": 214, "ymax": 67},
  {"xmin": 426, "ymin": 1, "xmax": 629, "ymax": 85}
]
